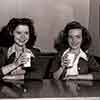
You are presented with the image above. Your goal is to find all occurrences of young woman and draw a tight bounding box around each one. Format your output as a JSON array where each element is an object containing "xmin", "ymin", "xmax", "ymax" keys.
[
  {"xmin": 0, "ymin": 18, "xmax": 40, "ymax": 80},
  {"xmin": 50, "ymin": 21, "xmax": 100, "ymax": 80}
]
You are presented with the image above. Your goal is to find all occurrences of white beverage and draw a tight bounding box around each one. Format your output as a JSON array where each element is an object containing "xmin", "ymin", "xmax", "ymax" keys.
[
  {"xmin": 62, "ymin": 52, "xmax": 75, "ymax": 68},
  {"xmin": 67, "ymin": 53, "xmax": 75, "ymax": 67},
  {"xmin": 24, "ymin": 53, "xmax": 31, "ymax": 67}
]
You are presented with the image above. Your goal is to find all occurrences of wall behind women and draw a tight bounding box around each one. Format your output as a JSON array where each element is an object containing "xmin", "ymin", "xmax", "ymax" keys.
[
  {"xmin": 88, "ymin": 0, "xmax": 100, "ymax": 57},
  {"xmin": 0, "ymin": 0, "xmax": 90, "ymax": 52}
]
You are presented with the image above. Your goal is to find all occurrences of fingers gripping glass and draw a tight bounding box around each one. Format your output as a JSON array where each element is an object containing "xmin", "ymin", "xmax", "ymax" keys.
[
  {"xmin": 60, "ymin": 53, "xmax": 75, "ymax": 79},
  {"xmin": 61, "ymin": 53, "xmax": 75, "ymax": 68}
]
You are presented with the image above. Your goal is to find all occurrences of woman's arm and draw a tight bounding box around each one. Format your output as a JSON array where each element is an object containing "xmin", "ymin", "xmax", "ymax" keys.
[
  {"xmin": 0, "ymin": 47, "xmax": 18, "ymax": 78},
  {"xmin": 88, "ymin": 55, "xmax": 100, "ymax": 80},
  {"xmin": 53, "ymin": 67, "xmax": 64, "ymax": 80},
  {"xmin": 50, "ymin": 52, "xmax": 64, "ymax": 79},
  {"xmin": 0, "ymin": 52, "xmax": 28, "ymax": 78},
  {"xmin": 64, "ymin": 55, "xmax": 100, "ymax": 80},
  {"xmin": 0, "ymin": 63, "xmax": 18, "ymax": 79},
  {"xmin": 2, "ymin": 63, "xmax": 19, "ymax": 75},
  {"xmin": 64, "ymin": 74, "xmax": 93, "ymax": 80}
]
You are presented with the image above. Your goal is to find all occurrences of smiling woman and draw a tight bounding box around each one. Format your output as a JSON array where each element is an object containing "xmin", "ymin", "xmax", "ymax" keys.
[
  {"xmin": 49, "ymin": 21, "xmax": 100, "ymax": 80},
  {"xmin": 0, "ymin": 18, "xmax": 40, "ymax": 80},
  {"xmin": 13, "ymin": 25, "xmax": 30, "ymax": 47}
]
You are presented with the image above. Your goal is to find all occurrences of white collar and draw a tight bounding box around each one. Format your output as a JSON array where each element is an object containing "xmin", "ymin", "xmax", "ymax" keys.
[
  {"xmin": 8, "ymin": 44, "xmax": 34, "ymax": 58},
  {"xmin": 62, "ymin": 48, "xmax": 88, "ymax": 61},
  {"xmin": 79, "ymin": 49, "xmax": 88, "ymax": 61},
  {"xmin": 8, "ymin": 44, "xmax": 16, "ymax": 58}
]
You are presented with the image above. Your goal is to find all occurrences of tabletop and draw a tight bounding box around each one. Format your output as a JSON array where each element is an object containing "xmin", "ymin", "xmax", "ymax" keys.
[{"xmin": 0, "ymin": 79, "xmax": 100, "ymax": 98}]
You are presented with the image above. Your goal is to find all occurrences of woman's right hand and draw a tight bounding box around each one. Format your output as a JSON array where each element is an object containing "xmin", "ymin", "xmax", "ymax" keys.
[
  {"xmin": 11, "ymin": 66, "xmax": 26, "ymax": 75},
  {"xmin": 1, "ymin": 53, "xmax": 28, "ymax": 76},
  {"xmin": 15, "ymin": 53, "xmax": 29, "ymax": 67},
  {"xmin": 53, "ymin": 67, "xmax": 64, "ymax": 80},
  {"xmin": 61, "ymin": 52, "xmax": 75, "ymax": 69},
  {"xmin": 61, "ymin": 54, "xmax": 70, "ymax": 69}
]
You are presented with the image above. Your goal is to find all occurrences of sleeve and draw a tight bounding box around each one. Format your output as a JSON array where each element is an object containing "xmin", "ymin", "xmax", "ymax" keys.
[
  {"xmin": 50, "ymin": 53, "xmax": 61, "ymax": 72},
  {"xmin": 0, "ymin": 68, "xmax": 4, "ymax": 79},
  {"xmin": 48, "ymin": 53, "xmax": 62, "ymax": 79},
  {"xmin": 88, "ymin": 55, "xmax": 100, "ymax": 80},
  {"xmin": 0, "ymin": 47, "xmax": 8, "ymax": 66},
  {"xmin": 0, "ymin": 47, "xmax": 8, "ymax": 79}
]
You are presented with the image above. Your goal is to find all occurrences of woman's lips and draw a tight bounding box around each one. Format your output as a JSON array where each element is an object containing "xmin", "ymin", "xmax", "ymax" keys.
[{"xmin": 18, "ymin": 40, "xmax": 26, "ymax": 43}]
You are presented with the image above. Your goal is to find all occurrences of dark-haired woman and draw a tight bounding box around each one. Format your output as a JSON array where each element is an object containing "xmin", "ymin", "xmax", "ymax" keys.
[
  {"xmin": 50, "ymin": 21, "xmax": 100, "ymax": 80},
  {"xmin": 0, "ymin": 18, "xmax": 40, "ymax": 80}
]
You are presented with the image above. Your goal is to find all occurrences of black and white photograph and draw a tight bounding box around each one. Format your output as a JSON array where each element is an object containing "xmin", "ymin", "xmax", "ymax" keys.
[{"xmin": 0, "ymin": 0, "xmax": 100, "ymax": 100}]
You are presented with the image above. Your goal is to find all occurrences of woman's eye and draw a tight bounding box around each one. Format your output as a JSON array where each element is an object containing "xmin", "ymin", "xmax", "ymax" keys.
[
  {"xmin": 76, "ymin": 36, "xmax": 81, "ymax": 39},
  {"xmin": 25, "ymin": 32, "xmax": 29, "ymax": 35},
  {"xmin": 16, "ymin": 32, "xmax": 21, "ymax": 34}
]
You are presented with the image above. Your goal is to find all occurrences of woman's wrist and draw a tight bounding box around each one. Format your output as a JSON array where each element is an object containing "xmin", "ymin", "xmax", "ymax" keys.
[
  {"xmin": 61, "ymin": 65, "xmax": 66, "ymax": 70},
  {"xmin": 64, "ymin": 74, "xmax": 94, "ymax": 80},
  {"xmin": 77, "ymin": 74, "xmax": 93, "ymax": 80},
  {"xmin": 2, "ymin": 63, "xmax": 18, "ymax": 75},
  {"xmin": 14, "ymin": 60, "xmax": 20, "ymax": 67}
]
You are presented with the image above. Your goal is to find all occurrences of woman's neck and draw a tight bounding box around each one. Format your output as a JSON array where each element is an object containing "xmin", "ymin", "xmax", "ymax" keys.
[
  {"xmin": 69, "ymin": 48, "xmax": 80, "ymax": 55},
  {"xmin": 15, "ymin": 44, "xmax": 25, "ymax": 53}
]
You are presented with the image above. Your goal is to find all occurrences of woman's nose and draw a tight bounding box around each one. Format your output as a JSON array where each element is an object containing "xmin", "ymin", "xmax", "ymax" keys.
[
  {"xmin": 21, "ymin": 34, "xmax": 25, "ymax": 39},
  {"xmin": 72, "ymin": 38, "xmax": 76, "ymax": 42}
]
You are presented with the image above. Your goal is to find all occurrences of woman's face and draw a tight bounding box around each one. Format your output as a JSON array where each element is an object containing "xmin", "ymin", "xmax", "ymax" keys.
[
  {"xmin": 13, "ymin": 25, "xmax": 29, "ymax": 47},
  {"xmin": 68, "ymin": 29, "xmax": 82, "ymax": 50}
]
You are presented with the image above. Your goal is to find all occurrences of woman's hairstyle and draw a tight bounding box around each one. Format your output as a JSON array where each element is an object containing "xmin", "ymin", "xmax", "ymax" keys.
[
  {"xmin": 54, "ymin": 21, "xmax": 92, "ymax": 52},
  {"xmin": 0, "ymin": 18, "xmax": 36, "ymax": 48}
]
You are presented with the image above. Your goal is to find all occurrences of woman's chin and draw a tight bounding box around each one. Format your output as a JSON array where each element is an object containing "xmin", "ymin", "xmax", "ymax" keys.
[
  {"xmin": 71, "ymin": 46, "xmax": 80, "ymax": 50},
  {"xmin": 16, "ymin": 43, "xmax": 25, "ymax": 47}
]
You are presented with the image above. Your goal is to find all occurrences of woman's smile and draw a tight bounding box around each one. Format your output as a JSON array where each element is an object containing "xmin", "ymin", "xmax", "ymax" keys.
[
  {"xmin": 68, "ymin": 29, "xmax": 82, "ymax": 50},
  {"xmin": 13, "ymin": 25, "xmax": 29, "ymax": 47}
]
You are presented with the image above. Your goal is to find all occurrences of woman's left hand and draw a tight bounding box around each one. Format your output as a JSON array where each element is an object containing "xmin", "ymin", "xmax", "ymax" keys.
[
  {"xmin": 11, "ymin": 66, "xmax": 26, "ymax": 75},
  {"xmin": 63, "ymin": 75, "xmax": 79, "ymax": 80},
  {"xmin": 63, "ymin": 74, "xmax": 94, "ymax": 80}
]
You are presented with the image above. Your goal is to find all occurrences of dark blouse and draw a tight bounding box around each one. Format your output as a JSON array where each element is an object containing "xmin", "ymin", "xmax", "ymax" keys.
[
  {"xmin": 0, "ymin": 46, "xmax": 41, "ymax": 79},
  {"xmin": 49, "ymin": 50, "xmax": 100, "ymax": 80}
]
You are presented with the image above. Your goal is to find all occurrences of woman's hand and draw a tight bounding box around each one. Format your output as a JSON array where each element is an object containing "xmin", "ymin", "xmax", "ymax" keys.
[
  {"xmin": 15, "ymin": 53, "xmax": 30, "ymax": 67},
  {"xmin": 53, "ymin": 67, "xmax": 64, "ymax": 80},
  {"xmin": 11, "ymin": 66, "xmax": 26, "ymax": 75},
  {"xmin": 63, "ymin": 74, "xmax": 94, "ymax": 80},
  {"xmin": 1, "ymin": 52, "xmax": 29, "ymax": 76},
  {"xmin": 2, "ymin": 74, "xmax": 25, "ymax": 80},
  {"xmin": 61, "ymin": 53, "xmax": 72, "ymax": 69},
  {"xmin": 63, "ymin": 75, "xmax": 78, "ymax": 80}
]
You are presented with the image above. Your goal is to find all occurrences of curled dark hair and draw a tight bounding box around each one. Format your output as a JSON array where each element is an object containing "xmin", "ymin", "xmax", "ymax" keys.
[
  {"xmin": 0, "ymin": 17, "xmax": 36, "ymax": 48},
  {"xmin": 54, "ymin": 21, "xmax": 92, "ymax": 52}
]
